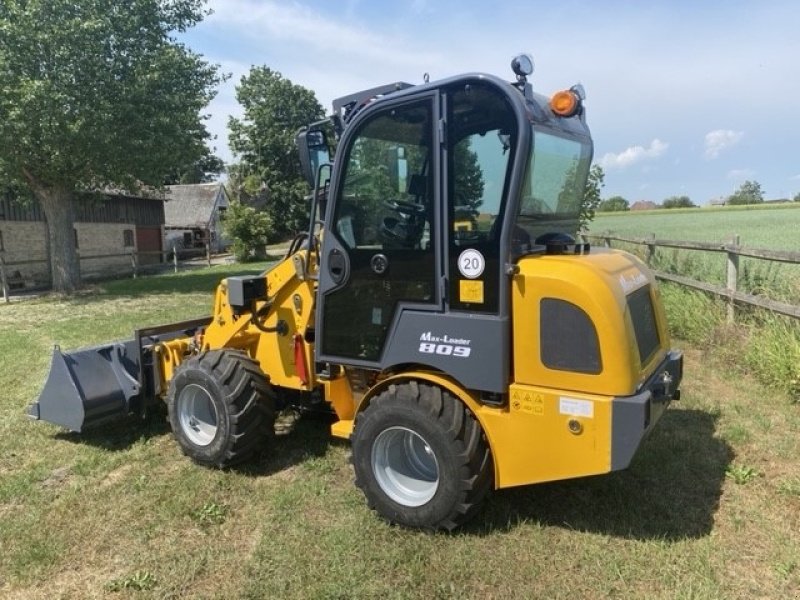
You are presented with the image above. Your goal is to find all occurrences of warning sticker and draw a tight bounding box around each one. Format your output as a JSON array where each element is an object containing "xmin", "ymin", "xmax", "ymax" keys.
[
  {"xmin": 559, "ymin": 397, "xmax": 594, "ymax": 418},
  {"xmin": 459, "ymin": 279, "xmax": 484, "ymax": 304}
]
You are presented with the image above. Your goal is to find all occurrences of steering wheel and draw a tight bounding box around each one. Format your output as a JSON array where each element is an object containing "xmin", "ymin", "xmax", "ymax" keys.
[{"xmin": 384, "ymin": 199, "xmax": 426, "ymax": 217}]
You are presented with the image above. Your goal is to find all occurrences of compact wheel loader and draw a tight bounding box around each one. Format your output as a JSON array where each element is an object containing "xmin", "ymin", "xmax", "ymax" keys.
[{"xmin": 29, "ymin": 56, "xmax": 682, "ymax": 531}]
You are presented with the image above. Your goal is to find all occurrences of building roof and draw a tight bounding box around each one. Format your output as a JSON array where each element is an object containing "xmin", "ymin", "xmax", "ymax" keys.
[{"xmin": 164, "ymin": 183, "xmax": 227, "ymax": 228}]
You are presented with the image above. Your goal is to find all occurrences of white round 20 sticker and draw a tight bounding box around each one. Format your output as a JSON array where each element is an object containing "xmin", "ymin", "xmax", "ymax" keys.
[{"xmin": 458, "ymin": 248, "xmax": 485, "ymax": 279}]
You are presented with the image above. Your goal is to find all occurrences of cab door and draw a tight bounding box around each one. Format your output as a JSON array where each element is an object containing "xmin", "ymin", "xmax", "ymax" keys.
[{"xmin": 317, "ymin": 95, "xmax": 441, "ymax": 364}]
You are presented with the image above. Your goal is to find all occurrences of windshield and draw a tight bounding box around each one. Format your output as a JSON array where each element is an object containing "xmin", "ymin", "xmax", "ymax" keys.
[{"xmin": 517, "ymin": 128, "xmax": 591, "ymax": 242}]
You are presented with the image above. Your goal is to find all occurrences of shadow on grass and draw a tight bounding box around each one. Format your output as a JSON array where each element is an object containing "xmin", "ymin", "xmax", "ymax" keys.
[
  {"xmin": 54, "ymin": 409, "xmax": 171, "ymax": 451},
  {"xmin": 53, "ymin": 405, "xmax": 729, "ymax": 542},
  {"xmin": 53, "ymin": 409, "xmax": 337, "ymax": 478},
  {"xmin": 467, "ymin": 408, "xmax": 732, "ymax": 541},
  {"xmin": 235, "ymin": 412, "xmax": 341, "ymax": 478}
]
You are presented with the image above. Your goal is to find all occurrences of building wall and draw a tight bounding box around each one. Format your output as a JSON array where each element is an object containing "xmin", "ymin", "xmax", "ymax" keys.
[
  {"xmin": 0, "ymin": 221, "xmax": 140, "ymax": 286},
  {"xmin": 0, "ymin": 221, "xmax": 50, "ymax": 285},
  {"xmin": 75, "ymin": 222, "xmax": 137, "ymax": 279}
]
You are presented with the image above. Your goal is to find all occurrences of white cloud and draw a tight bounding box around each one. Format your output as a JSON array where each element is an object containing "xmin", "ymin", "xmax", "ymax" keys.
[
  {"xmin": 704, "ymin": 129, "xmax": 743, "ymax": 159},
  {"xmin": 727, "ymin": 169, "xmax": 755, "ymax": 181},
  {"xmin": 599, "ymin": 139, "xmax": 668, "ymax": 170}
]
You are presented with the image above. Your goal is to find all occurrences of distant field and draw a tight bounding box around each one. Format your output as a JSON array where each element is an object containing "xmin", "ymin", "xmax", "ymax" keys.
[{"xmin": 588, "ymin": 203, "xmax": 800, "ymax": 250}]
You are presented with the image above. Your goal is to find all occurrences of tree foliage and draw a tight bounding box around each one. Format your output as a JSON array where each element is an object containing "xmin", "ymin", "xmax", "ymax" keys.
[
  {"xmin": 579, "ymin": 164, "xmax": 605, "ymax": 229},
  {"xmin": 453, "ymin": 138, "xmax": 485, "ymax": 217},
  {"xmin": 793, "ymin": 192, "xmax": 800, "ymax": 203},
  {"xmin": 228, "ymin": 67, "xmax": 324, "ymax": 239},
  {"xmin": 662, "ymin": 195, "xmax": 695, "ymax": 209},
  {"xmin": 164, "ymin": 152, "xmax": 225, "ymax": 185},
  {"xmin": 221, "ymin": 201, "xmax": 272, "ymax": 262},
  {"xmin": 598, "ymin": 195, "xmax": 629, "ymax": 212},
  {"xmin": 728, "ymin": 180, "xmax": 764, "ymax": 205},
  {"xmin": 0, "ymin": 0, "xmax": 220, "ymax": 292}
]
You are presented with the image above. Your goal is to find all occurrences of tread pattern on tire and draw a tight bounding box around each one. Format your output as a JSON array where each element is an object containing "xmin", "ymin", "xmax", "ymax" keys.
[
  {"xmin": 353, "ymin": 380, "xmax": 493, "ymax": 531},
  {"xmin": 169, "ymin": 349, "xmax": 275, "ymax": 468}
]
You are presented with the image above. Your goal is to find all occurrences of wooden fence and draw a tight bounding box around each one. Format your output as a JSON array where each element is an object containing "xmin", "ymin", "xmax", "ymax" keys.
[
  {"xmin": 583, "ymin": 233, "xmax": 800, "ymax": 322},
  {"xmin": 0, "ymin": 244, "xmax": 215, "ymax": 303}
]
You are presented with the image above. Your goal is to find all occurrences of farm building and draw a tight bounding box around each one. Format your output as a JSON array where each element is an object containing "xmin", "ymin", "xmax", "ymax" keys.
[
  {"xmin": 163, "ymin": 183, "xmax": 230, "ymax": 254},
  {"xmin": 0, "ymin": 191, "xmax": 165, "ymax": 289},
  {"xmin": 630, "ymin": 200, "xmax": 659, "ymax": 211}
]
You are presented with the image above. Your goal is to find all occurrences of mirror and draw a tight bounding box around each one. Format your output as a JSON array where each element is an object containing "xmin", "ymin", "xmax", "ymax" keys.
[{"xmin": 296, "ymin": 127, "xmax": 331, "ymax": 187}]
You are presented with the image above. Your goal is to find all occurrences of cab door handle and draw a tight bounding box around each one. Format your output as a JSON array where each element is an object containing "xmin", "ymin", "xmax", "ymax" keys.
[{"xmin": 328, "ymin": 249, "xmax": 347, "ymax": 284}]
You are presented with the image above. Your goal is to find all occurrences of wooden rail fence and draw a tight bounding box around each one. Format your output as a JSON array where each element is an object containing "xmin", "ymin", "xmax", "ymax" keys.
[
  {"xmin": 1, "ymin": 243, "xmax": 214, "ymax": 303},
  {"xmin": 583, "ymin": 233, "xmax": 800, "ymax": 322}
]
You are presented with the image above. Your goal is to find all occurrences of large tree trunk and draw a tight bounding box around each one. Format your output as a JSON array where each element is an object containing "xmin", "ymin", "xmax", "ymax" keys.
[{"xmin": 30, "ymin": 183, "xmax": 81, "ymax": 293}]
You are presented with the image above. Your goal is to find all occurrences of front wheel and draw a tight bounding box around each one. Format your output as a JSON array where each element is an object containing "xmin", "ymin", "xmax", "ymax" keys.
[
  {"xmin": 167, "ymin": 350, "xmax": 275, "ymax": 468},
  {"xmin": 352, "ymin": 381, "xmax": 493, "ymax": 531}
]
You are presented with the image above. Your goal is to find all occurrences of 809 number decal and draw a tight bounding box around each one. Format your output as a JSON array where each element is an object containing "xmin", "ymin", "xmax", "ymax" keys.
[{"xmin": 418, "ymin": 342, "xmax": 471, "ymax": 358}]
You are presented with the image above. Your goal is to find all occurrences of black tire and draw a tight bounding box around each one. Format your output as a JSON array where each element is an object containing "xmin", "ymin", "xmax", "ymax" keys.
[
  {"xmin": 352, "ymin": 381, "xmax": 493, "ymax": 531},
  {"xmin": 167, "ymin": 349, "xmax": 275, "ymax": 468}
]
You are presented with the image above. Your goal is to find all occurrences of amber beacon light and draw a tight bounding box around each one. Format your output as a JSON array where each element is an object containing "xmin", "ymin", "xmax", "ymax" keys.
[{"xmin": 550, "ymin": 89, "xmax": 581, "ymax": 117}]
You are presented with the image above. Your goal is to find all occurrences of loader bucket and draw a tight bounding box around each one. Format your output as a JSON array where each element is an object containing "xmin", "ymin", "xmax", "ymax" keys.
[{"xmin": 27, "ymin": 341, "xmax": 142, "ymax": 432}]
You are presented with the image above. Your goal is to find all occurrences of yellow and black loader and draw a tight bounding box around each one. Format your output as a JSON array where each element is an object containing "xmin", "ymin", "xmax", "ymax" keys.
[{"xmin": 29, "ymin": 56, "xmax": 682, "ymax": 530}]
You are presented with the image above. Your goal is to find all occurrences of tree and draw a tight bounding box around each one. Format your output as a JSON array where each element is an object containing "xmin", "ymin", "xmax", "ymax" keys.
[
  {"xmin": 728, "ymin": 180, "xmax": 764, "ymax": 205},
  {"xmin": 580, "ymin": 164, "xmax": 605, "ymax": 229},
  {"xmin": 598, "ymin": 195, "xmax": 629, "ymax": 212},
  {"xmin": 662, "ymin": 195, "xmax": 695, "ymax": 209},
  {"xmin": 228, "ymin": 68, "xmax": 324, "ymax": 239},
  {"xmin": 0, "ymin": 0, "xmax": 220, "ymax": 292},
  {"xmin": 453, "ymin": 138, "xmax": 485, "ymax": 216},
  {"xmin": 222, "ymin": 201, "xmax": 272, "ymax": 262},
  {"xmin": 164, "ymin": 152, "xmax": 226, "ymax": 185},
  {"xmin": 793, "ymin": 192, "xmax": 800, "ymax": 203}
]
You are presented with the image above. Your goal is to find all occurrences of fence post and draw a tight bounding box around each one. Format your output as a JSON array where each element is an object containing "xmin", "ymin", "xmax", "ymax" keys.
[
  {"xmin": 0, "ymin": 255, "xmax": 9, "ymax": 304},
  {"xmin": 726, "ymin": 234, "xmax": 740, "ymax": 324},
  {"xmin": 130, "ymin": 250, "xmax": 138, "ymax": 279},
  {"xmin": 603, "ymin": 231, "xmax": 611, "ymax": 248},
  {"xmin": 646, "ymin": 233, "xmax": 656, "ymax": 266},
  {"xmin": 206, "ymin": 243, "xmax": 211, "ymax": 267},
  {"xmin": 173, "ymin": 249, "xmax": 179, "ymax": 274}
]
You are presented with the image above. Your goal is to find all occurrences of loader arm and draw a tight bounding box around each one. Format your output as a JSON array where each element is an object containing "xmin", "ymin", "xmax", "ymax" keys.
[{"xmin": 153, "ymin": 247, "xmax": 320, "ymax": 399}]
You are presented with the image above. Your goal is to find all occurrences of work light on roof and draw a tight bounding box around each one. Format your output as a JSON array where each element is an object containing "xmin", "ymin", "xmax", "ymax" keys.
[{"xmin": 511, "ymin": 54, "xmax": 534, "ymax": 79}]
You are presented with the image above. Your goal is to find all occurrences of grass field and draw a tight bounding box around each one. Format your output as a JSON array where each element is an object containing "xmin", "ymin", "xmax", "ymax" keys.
[
  {"xmin": 587, "ymin": 204, "xmax": 800, "ymax": 304},
  {"xmin": 1, "ymin": 266, "xmax": 799, "ymax": 598},
  {"xmin": 588, "ymin": 203, "xmax": 800, "ymax": 250}
]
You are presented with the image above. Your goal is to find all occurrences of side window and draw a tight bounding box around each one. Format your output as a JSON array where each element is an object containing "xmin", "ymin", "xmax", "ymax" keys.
[
  {"xmin": 447, "ymin": 83, "xmax": 516, "ymax": 313},
  {"xmin": 335, "ymin": 101, "xmax": 433, "ymax": 251},
  {"xmin": 452, "ymin": 133, "xmax": 510, "ymax": 244}
]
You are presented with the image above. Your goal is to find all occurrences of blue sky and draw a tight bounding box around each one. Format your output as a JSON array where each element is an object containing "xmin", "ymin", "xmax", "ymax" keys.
[{"xmin": 182, "ymin": 0, "xmax": 800, "ymax": 204}]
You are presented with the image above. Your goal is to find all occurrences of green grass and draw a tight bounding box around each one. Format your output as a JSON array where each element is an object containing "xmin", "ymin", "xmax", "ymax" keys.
[
  {"xmin": 589, "ymin": 203, "xmax": 800, "ymax": 250},
  {"xmin": 588, "ymin": 204, "xmax": 800, "ymax": 301},
  {"xmin": 1, "ymin": 265, "xmax": 799, "ymax": 598}
]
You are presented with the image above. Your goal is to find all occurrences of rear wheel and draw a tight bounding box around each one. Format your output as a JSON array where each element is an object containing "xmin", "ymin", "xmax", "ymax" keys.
[
  {"xmin": 168, "ymin": 350, "xmax": 275, "ymax": 468},
  {"xmin": 352, "ymin": 381, "xmax": 493, "ymax": 531}
]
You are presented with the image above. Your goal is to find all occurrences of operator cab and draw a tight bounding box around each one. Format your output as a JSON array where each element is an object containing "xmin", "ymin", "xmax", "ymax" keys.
[{"xmin": 302, "ymin": 56, "xmax": 593, "ymax": 394}]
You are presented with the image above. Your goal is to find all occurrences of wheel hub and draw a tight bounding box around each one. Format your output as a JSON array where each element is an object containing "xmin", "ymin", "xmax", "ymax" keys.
[
  {"xmin": 177, "ymin": 383, "xmax": 218, "ymax": 446},
  {"xmin": 372, "ymin": 427, "xmax": 439, "ymax": 507}
]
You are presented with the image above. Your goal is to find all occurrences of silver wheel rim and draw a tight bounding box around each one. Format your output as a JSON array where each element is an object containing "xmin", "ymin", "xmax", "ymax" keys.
[
  {"xmin": 177, "ymin": 383, "xmax": 218, "ymax": 446},
  {"xmin": 372, "ymin": 427, "xmax": 439, "ymax": 507}
]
